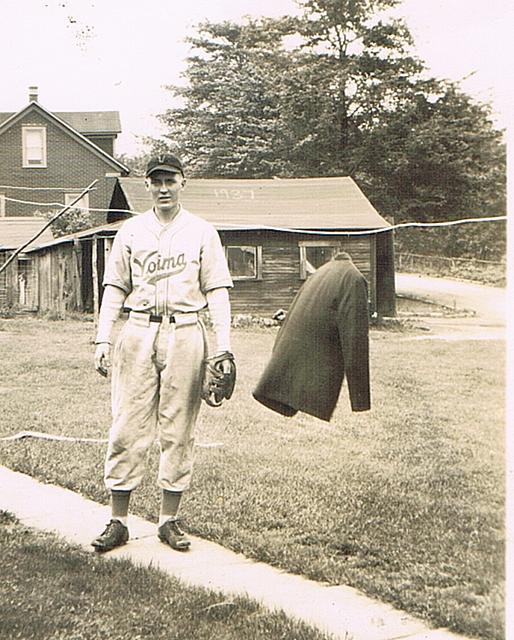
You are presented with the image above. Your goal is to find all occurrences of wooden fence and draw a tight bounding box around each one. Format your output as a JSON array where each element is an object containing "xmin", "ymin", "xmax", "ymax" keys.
[
  {"xmin": 396, "ymin": 253, "xmax": 506, "ymax": 286},
  {"xmin": 396, "ymin": 253, "xmax": 505, "ymax": 271}
]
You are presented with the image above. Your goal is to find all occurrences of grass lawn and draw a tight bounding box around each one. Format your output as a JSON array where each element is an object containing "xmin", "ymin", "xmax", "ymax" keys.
[
  {"xmin": 0, "ymin": 316, "xmax": 505, "ymax": 640},
  {"xmin": 0, "ymin": 511, "xmax": 329, "ymax": 640}
]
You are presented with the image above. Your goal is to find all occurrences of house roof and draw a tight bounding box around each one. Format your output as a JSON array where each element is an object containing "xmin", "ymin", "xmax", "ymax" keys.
[
  {"xmin": 0, "ymin": 110, "xmax": 121, "ymax": 134},
  {"xmin": 0, "ymin": 102, "xmax": 128, "ymax": 174},
  {"xmin": 117, "ymin": 176, "xmax": 390, "ymax": 230},
  {"xmin": 0, "ymin": 217, "xmax": 55, "ymax": 251}
]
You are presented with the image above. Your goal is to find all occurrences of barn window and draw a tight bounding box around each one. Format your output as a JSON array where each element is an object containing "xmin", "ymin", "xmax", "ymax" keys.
[
  {"xmin": 299, "ymin": 241, "xmax": 343, "ymax": 279},
  {"xmin": 22, "ymin": 126, "xmax": 47, "ymax": 167},
  {"xmin": 225, "ymin": 246, "xmax": 262, "ymax": 280}
]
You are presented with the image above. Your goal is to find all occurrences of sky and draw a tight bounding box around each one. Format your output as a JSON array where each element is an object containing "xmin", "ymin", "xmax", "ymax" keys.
[{"xmin": 1, "ymin": 0, "xmax": 512, "ymax": 157}]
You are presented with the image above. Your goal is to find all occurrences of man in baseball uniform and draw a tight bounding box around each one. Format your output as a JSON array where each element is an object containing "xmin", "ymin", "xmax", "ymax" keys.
[{"xmin": 91, "ymin": 153, "xmax": 233, "ymax": 552}]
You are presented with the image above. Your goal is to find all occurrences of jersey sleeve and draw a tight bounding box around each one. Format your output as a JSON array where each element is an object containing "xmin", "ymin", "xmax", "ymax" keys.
[
  {"xmin": 102, "ymin": 224, "xmax": 132, "ymax": 293},
  {"xmin": 199, "ymin": 224, "xmax": 233, "ymax": 293}
]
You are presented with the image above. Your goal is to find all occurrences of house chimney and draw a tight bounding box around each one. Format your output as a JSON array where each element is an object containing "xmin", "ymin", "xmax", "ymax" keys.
[{"xmin": 29, "ymin": 86, "xmax": 38, "ymax": 102}]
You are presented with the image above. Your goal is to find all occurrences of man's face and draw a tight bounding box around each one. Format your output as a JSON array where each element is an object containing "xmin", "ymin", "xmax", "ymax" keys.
[{"xmin": 146, "ymin": 170, "xmax": 185, "ymax": 214}]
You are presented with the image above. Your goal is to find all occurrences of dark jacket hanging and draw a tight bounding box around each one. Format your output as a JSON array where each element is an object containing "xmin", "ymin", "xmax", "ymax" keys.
[{"xmin": 253, "ymin": 253, "xmax": 371, "ymax": 422}]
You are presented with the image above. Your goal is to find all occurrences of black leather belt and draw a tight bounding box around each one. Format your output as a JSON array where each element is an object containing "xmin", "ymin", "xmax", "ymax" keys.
[
  {"xmin": 124, "ymin": 309, "xmax": 176, "ymax": 323},
  {"xmin": 149, "ymin": 314, "xmax": 175, "ymax": 323}
]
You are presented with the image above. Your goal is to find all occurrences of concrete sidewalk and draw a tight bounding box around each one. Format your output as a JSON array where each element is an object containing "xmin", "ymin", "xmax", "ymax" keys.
[{"xmin": 1, "ymin": 465, "xmax": 470, "ymax": 640}]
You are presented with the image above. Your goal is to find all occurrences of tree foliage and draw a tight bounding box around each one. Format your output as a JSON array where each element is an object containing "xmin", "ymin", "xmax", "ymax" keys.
[
  {"xmin": 42, "ymin": 207, "xmax": 97, "ymax": 238},
  {"xmin": 116, "ymin": 152, "xmax": 153, "ymax": 177},
  {"xmin": 359, "ymin": 83, "xmax": 506, "ymax": 258},
  {"xmin": 148, "ymin": 0, "xmax": 506, "ymax": 258},
  {"xmin": 157, "ymin": 18, "xmax": 293, "ymax": 177}
]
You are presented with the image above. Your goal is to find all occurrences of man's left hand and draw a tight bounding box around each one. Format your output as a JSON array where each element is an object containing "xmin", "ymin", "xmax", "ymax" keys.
[{"xmin": 201, "ymin": 351, "xmax": 236, "ymax": 407}]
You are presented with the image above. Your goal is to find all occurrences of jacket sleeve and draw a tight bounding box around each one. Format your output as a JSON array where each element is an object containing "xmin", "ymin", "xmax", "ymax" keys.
[{"xmin": 336, "ymin": 270, "xmax": 371, "ymax": 412}]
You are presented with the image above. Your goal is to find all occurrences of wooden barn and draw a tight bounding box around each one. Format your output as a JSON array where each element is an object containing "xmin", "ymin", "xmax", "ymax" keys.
[
  {"xmin": 20, "ymin": 176, "xmax": 396, "ymax": 318},
  {"xmin": 111, "ymin": 176, "xmax": 396, "ymax": 316},
  {"xmin": 0, "ymin": 217, "xmax": 54, "ymax": 309}
]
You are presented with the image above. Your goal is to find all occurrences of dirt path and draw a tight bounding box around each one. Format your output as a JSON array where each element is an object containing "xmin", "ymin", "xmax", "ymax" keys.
[{"xmin": 395, "ymin": 272, "xmax": 506, "ymax": 340}]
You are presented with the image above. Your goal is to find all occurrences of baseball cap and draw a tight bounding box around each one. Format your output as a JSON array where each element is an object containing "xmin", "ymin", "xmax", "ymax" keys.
[{"xmin": 145, "ymin": 153, "xmax": 184, "ymax": 177}]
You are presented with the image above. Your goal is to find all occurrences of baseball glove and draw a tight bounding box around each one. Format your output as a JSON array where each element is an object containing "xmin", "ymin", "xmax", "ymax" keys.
[{"xmin": 201, "ymin": 351, "xmax": 236, "ymax": 407}]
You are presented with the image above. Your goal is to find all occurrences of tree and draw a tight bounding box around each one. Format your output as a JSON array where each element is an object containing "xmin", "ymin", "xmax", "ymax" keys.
[
  {"xmin": 148, "ymin": 0, "xmax": 506, "ymax": 258},
  {"xmin": 275, "ymin": 0, "xmax": 424, "ymax": 175},
  {"xmin": 358, "ymin": 83, "xmax": 506, "ymax": 258},
  {"xmin": 155, "ymin": 1, "xmax": 425, "ymax": 178},
  {"xmin": 156, "ymin": 19, "xmax": 293, "ymax": 177},
  {"xmin": 42, "ymin": 207, "xmax": 97, "ymax": 238},
  {"xmin": 116, "ymin": 152, "xmax": 153, "ymax": 177}
]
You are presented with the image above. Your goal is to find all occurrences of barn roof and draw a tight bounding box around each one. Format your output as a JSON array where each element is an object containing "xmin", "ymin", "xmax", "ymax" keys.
[
  {"xmin": 117, "ymin": 176, "xmax": 390, "ymax": 230},
  {"xmin": 24, "ymin": 176, "xmax": 391, "ymax": 252},
  {"xmin": 0, "ymin": 217, "xmax": 55, "ymax": 251}
]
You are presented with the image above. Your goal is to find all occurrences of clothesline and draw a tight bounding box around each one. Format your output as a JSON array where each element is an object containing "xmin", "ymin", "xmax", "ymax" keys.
[
  {"xmin": 3, "ymin": 195, "xmax": 507, "ymax": 237},
  {"xmin": 208, "ymin": 216, "xmax": 507, "ymax": 236},
  {"xmin": 0, "ymin": 184, "xmax": 96, "ymax": 191},
  {"xmin": 0, "ymin": 430, "xmax": 224, "ymax": 449},
  {"xmin": 4, "ymin": 195, "xmax": 109, "ymax": 211}
]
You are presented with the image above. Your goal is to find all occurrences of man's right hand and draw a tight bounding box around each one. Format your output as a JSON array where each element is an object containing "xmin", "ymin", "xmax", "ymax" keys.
[{"xmin": 94, "ymin": 343, "xmax": 111, "ymax": 378}]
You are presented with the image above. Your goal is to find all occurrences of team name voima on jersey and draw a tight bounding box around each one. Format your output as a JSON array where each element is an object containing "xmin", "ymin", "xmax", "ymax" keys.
[{"xmin": 133, "ymin": 251, "xmax": 187, "ymax": 284}]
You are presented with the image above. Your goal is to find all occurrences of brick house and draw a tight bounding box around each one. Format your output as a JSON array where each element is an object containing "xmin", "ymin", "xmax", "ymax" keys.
[
  {"xmin": 0, "ymin": 87, "xmax": 129, "ymax": 309},
  {"xmin": 0, "ymin": 86, "xmax": 128, "ymax": 224}
]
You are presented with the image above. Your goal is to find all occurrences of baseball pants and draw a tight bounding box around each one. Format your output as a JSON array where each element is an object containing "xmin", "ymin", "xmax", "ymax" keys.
[{"xmin": 104, "ymin": 311, "xmax": 206, "ymax": 492}]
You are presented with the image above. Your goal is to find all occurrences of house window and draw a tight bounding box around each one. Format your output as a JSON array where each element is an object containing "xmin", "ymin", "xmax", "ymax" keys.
[
  {"xmin": 299, "ymin": 241, "xmax": 343, "ymax": 279},
  {"xmin": 0, "ymin": 194, "xmax": 5, "ymax": 217},
  {"xmin": 64, "ymin": 192, "xmax": 90, "ymax": 213},
  {"xmin": 225, "ymin": 246, "xmax": 262, "ymax": 280},
  {"xmin": 22, "ymin": 126, "xmax": 47, "ymax": 167}
]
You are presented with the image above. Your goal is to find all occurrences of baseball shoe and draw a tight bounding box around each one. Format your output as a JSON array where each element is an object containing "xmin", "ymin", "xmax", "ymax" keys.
[
  {"xmin": 158, "ymin": 518, "xmax": 191, "ymax": 551},
  {"xmin": 91, "ymin": 519, "xmax": 129, "ymax": 553}
]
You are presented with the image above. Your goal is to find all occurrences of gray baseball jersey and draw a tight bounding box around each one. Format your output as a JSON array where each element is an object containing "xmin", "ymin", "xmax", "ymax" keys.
[{"xmin": 103, "ymin": 207, "xmax": 233, "ymax": 315}]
